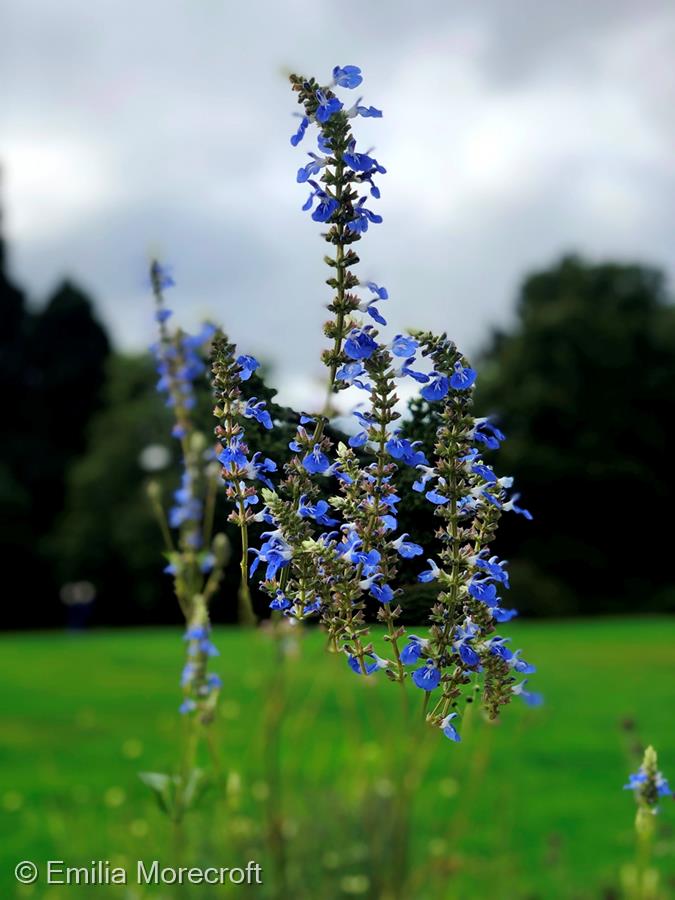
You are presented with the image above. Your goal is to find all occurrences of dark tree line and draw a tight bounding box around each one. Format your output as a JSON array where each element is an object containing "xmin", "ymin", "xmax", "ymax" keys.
[
  {"xmin": 0, "ymin": 233, "xmax": 110, "ymax": 626},
  {"xmin": 398, "ymin": 256, "xmax": 675, "ymax": 617}
]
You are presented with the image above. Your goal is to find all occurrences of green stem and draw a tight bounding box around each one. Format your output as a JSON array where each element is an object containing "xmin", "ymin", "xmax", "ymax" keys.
[
  {"xmin": 324, "ymin": 228, "xmax": 346, "ymax": 414},
  {"xmin": 202, "ymin": 470, "xmax": 218, "ymax": 548},
  {"xmin": 237, "ymin": 499, "xmax": 256, "ymax": 626},
  {"xmin": 149, "ymin": 492, "xmax": 176, "ymax": 556},
  {"xmin": 264, "ymin": 624, "xmax": 288, "ymax": 898},
  {"xmin": 634, "ymin": 807, "xmax": 656, "ymax": 900}
]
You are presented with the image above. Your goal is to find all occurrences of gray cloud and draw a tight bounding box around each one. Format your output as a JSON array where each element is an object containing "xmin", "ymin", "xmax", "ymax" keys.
[{"xmin": 2, "ymin": 0, "xmax": 674, "ymax": 409}]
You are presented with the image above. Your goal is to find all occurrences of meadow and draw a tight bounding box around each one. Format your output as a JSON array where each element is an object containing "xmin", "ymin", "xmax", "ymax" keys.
[{"xmin": 1, "ymin": 618, "xmax": 673, "ymax": 899}]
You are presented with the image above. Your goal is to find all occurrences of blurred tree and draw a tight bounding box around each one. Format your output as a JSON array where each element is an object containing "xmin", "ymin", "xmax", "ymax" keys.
[
  {"xmin": 52, "ymin": 351, "xmax": 303, "ymax": 626},
  {"xmin": 0, "ymin": 204, "xmax": 111, "ymax": 626},
  {"xmin": 0, "ymin": 230, "xmax": 35, "ymax": 590},
  {"xmin": 28, "ymin": 281, "xmax": 111, "ymax": 528},
  {"xmin": 50, "ymin": 353, "xmax": 179, "ymax": 625},
  {"xmin": 399, "ymin": 255, "xmax": 675, "ymax": 618}
]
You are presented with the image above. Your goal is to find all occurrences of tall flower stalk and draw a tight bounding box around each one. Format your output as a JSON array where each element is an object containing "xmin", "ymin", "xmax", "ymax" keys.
[
  {"xmin": 290, "ymin": 65, "xmax": 384, "ymax": 413},
  {"xmin": 147, "ymin": 72, "xmax": 542, "ymax": 855},
  {"xmin": 244, "ymin": 64, "xmax": 539, "ymax": 744},
  {"xmin": 211, "ymin": 332, "xmax": 275, "ymax": 626},
  {"xmin": 143, "ymin": 261, "xmax": 229, "ymax": 824}
]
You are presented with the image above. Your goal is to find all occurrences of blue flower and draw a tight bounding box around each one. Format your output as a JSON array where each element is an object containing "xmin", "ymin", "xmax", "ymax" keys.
[
  {"xmin": 472, "ymin": 418, "xmax": 505, "ymax": 450},
  {"xmin": 426, "ymin": 488, "xmax": 449, "ymax": 505},
  {"xmin": 453, "ymin": 619, "xmax": 481, "ymax": 668},
  {"xmin": 471, "ymin": 463, "xmax": 497, "ymax": 484},
  {"xmin": 366, "ymin": 304, "xmax": 387, "ymax": 326},
  {"xmin": 370, "ymin": 582, "xmax": 394, "ymax": 603},
  {"xmin": 286, "ymin": 598, "xmax": 319, "ymax": 620},
  {"xmin": 385, "ymin": 433, "xmax": 428, "ymax": 467},
  {"xmin": 169, "ymin": 471, "xmax": 203, "ymax": 529},
  {"xmin": 486, "ymin": 636, "xmax": 512, "ymax": 661},
  {"xmin": 512, "ymin": 680, "xmax": 543, "ymax": 707},
  {"xmin": 155, "ymin": 308, "xmax": 172, "ymax": 323},
  {"xmin": 179, "ymin": 699, "xmax": 197, "ymax": 715},
  {"xmin": 245, "ymin": 452, "xmax": 277, "ymax": 489},
  {"xmin": 355, "ymin": 104, "xmax": 382, "ymax": 118},
  {"xmin": 206, "ymin": 673, "xmax": 222, "ymax": 692},
  {"xmin": 413, "ymin": 465, "xmax": 437, "ymax": 492},
  {"xmin": 412, "ymin": 660, "xmax": 441, "ymax": 691},
  {"xmin": 343, "ymin": 143, "xmax": 383, "ymax": 173},
  {"xmin": 348, "ymin": 653, "xmax": 387, "ymax": 676},
  {"xmin": 503, "ymin": 493, "xmax": 533, "ymax": 520},
  {"xmin": 312, "ymin": 193, "xmax": 340, "ymax": 222},
  {"xmin": 624, "ymin": 766, "xmax": 671, "ymax": 797},
  {"xmin": 315, "ymin": 90, "xmax": 343, "ymax": 123},
  {"xmin": 152, "ymin": 262, "xmax": 175, "ymax": 289},
  {"xmin": 200, "ymin": 553, "xmax": 215, "ymax": 573},
  {"xmin": 269, "ymin": 590, "xmax": 292, "ymax": 611},
  {"xmin": 383, "ymin": 433, "xmax": 407, "ymax": 459},
  {"xmin": 351, "ymin": 547, "xmax": 381, "ymax": 574},
  {"xmin": 336, "ymin": 361, "xmax": 371, "ymax": 391},
  {"xmin": 290, "ymin": 115, "xmax": 309, "ymax": 146},
  {"xmin": 346, "ymin": 198, "xmax": 383, "ymax": 233},
  {"xmin": 509, "ymin": 650, "xmax": 536, "ymax": 675},
  {"xmin": 184, "ymin": 322, "xmax": 216, "ymax": 348},
  {"xmin": 344, "ymin": 327, "xmax": 379, "ymax": 360},
  {"xmin": 468, "ymin": 577, "xmax": 498, "ymax": 603},
  {"xmin": 418, "ymin": 559, "xmax": 440, "ymax": 582},
  {"xmin": 243, "ymin": 398, "xmax": 273, "ymax": 430},
  {"xmin": 391, "ymin": 334, "xmax": 418, "ymax": 358},
  {"xmin": 401, "ymin": 635, "xmax": 427, "ymax": 665},
  {"xmin": 397, "ymin": 357, "xmax": 429, "ymax": 383},
  {"xmin": 336, "ymin": 526, "xmax": 361, "ymax": 557},
  {"xmin": 184, "ymin": 624, "xmax": 210, "ymax": 641},
  {"xmin": 186, "ymin": 635, "xmax": 219, "ymax": 658},
  {"xmin": 217, "ymin": 438, "xmax": 248, "ymax": 472},
  {"xmin": 362, "ymin": 281, "xmax": 388, "ymax": 300},
  {"xmin": 302, "ymin": 182, "xmax": 340, "ymax": 222},
  {"xmin": 441, "ymin": 713, "xmax": 461, "ymax": 742},
  {"xmin": 297, "ymin": 153, "xmax": 328, "ymax": 183},
  {"xmin": 237, "ymin": 354, "xmax": 260, "ymax": 381},
  {"xmin": 317, "ymin": 133, "xmax": 332, "ymax": 154},
  {"xmin": 391, "ymin": 533, "xmax": 424, "ymax": 558},
  {"xmin": 490, "ymin": 604, "xmax": 518, "ymax": 623},
  {"xmin": 333, "ymin": 65, "xmax": 363, "ymax": 88},
  {"xmin": 450, "ymin": 361, "xmax": 477, "ymax": 390},
  {"xmin": 180, "ymin": 662, "xmax": 196, "ymax": 687},
  {"xmin": 302, "ymin": 444, "xmax": 331, "ymax": 475},
  {"xmin": 298, "ymin": 495, "xmax": 339, "ymax": 525},
  {"xmin": 249, "ymin": 531, "xmax": 292, "ymax": 580},
  {"xmin": 625, "ymin": 771, "xmax": 648, "ymax": 791},
  {"xmin": 473, "ymin": 554, "xmax": 510, "ymax": 586},
  {"xmin": 420, "ymin": 373, "xmax": 450, "ymax": 402}
]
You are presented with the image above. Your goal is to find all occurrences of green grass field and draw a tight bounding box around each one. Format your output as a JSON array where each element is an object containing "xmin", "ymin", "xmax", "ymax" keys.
[{"xmin": 1, "ymin": 619, "xmax": 674, "ymax": 899}]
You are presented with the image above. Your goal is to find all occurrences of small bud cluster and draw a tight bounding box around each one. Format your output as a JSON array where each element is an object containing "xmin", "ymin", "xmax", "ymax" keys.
[{"xmin": 625, "ymin": 745, "xmax": 672, "ymax": 820}]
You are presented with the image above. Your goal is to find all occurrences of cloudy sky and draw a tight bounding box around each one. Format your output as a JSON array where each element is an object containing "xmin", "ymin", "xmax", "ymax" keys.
[{"xmin": 3, "ymin": 0, "xmax": 674, "ymax": 408}]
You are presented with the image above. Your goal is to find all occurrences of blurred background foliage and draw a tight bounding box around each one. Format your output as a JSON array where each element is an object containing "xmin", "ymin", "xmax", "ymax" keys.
[{"xmin": 2, "ymin": 226, "xmax": 674, "ymax": 629}]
